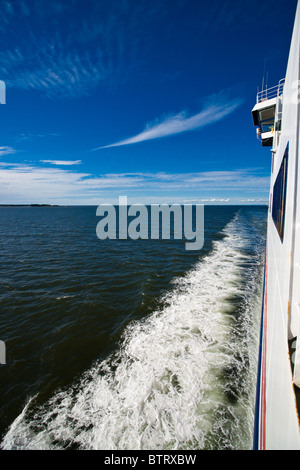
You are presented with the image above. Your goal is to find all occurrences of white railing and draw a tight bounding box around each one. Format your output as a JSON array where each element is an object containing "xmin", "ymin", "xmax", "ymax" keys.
[{"xmin": 257, "ymin": 78, "xmax": 285, "ymax": 103}]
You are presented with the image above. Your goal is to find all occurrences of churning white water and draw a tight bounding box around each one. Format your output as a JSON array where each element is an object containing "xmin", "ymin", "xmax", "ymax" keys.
[{"xmin": 1, "ymin": 214, "xmax": 264, "ymax": 450}]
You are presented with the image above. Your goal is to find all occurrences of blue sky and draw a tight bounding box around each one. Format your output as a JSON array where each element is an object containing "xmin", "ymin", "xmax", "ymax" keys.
[{"xmin": 0, "ymin": 0, "xmax": 297, "ymax": 205}]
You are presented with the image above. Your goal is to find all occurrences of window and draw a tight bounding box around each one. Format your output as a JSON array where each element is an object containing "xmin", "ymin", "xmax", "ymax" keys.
[
  {"xmin": 258, "ymin": 106, "xmax": 275, "ymax": 133},
  {"xmin": 272, "ymin": 144, "xmax": 288, "ymax": 241},
  {"xmin": 261, "ymin": 120, "xmax": 274, "ymax": 133}
]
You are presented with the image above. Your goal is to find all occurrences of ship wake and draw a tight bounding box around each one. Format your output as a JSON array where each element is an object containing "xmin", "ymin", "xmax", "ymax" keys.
[{"xmin": 1, "ymin": 213, "xmax": 265, "ymax": 450}]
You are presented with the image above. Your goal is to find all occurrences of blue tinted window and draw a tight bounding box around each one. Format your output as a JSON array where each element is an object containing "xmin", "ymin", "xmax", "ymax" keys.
[{"xmin": 272, "ymin": 144, "xmax": 288, "ymax": 241}]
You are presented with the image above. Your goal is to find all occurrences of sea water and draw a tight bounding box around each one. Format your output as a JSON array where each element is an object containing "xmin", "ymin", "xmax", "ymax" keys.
[{"xmin": 0, "ymin": 205, "xmax": 267, "ymax": 450}]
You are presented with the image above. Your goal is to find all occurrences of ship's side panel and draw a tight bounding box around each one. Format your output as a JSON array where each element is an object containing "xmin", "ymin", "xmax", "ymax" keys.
[
  {"xmin": 290, "ymin": 85, "xmax": 300, "ymax": 386},
  {"xmin": 256, "ymin": 1, "xmax": 300, "ymax": 449},
  {"xmin": 264, "ymin": 224, "xmax": 300, "ymax": 449},
  {"xmin": 288, "ymin": 8, "xmax": 300, "ymax": 387}
]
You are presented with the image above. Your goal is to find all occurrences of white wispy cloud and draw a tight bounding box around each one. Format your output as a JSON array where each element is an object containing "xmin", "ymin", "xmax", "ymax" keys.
[
  {"xmin": 0, "ymin": 1, "xmax": 270, "ymax": 101},
  {"xmin": 40, "ymin": 160, "xmax": 82, "ymax": 166},
  {"xmin": 1, "ymin": 44, "xmax": 108, "ymax": 99},
  {"xmin": 16, "ymin": 132, "xmax": 61, "ymax": 142},
  {"xmin": 0, "ymin": 162, "xmax": 269, "ymax": 204},
  {"xmin": 0, "ymin": 146, "xmax": 16, "ymax": 156},
  {"xmin": 94, "ymin": 97, "xmax": 243, "ymax": 149},
  {"xmin": 0, "ymin": 2, "xmax": 128, "ymax": 98}
]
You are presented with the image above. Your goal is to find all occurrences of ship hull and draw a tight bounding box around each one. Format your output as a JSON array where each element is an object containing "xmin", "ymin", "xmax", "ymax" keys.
[{"xmin": 253, "ymin": 2, "xmax": 300, "ymax": 446}]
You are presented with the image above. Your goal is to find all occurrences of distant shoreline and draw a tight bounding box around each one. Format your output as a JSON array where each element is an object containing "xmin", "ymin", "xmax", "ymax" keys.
[
  {"xmin": 0, "ymin": 204, "xmax": 61, "ymax": 207},
  {"xmin": 0, "ymin": 203, "xmax": 268, "ymax": 207}
]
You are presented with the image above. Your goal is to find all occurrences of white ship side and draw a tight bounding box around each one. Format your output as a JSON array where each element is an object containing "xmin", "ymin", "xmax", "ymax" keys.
[{"xmin": 252, "ymin": 0, "xmax": 300, "ymax": 450}]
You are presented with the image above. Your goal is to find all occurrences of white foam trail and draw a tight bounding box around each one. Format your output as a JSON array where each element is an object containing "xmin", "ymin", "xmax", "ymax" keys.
[{"xmin": 1, "ymin": 214, "xmax": 263, "ymax": 450}]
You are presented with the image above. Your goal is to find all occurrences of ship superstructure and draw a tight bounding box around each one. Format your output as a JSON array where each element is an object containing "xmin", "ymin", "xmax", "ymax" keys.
[{"xmin": 252, "ymin": 1, "xmax": 300, "ymax": 450}]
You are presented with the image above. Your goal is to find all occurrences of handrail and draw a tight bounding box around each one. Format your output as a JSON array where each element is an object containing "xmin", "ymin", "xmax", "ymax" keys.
[{"xmin": 257, "ymin": 79, "xmax": 285, "ymax": 104}]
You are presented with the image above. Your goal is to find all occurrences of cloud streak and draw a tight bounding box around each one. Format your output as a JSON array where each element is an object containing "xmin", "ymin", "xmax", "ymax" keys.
[
  {"xmin": 1, "ymin": 44, "xmax": 108, "ymax": 99},
  {"xmin": 0, "ymin": 146, "xmax": 16, "ymax": 156},
  {"xmin": 94, "ymin": 97, "xmax": 243, "ymax": 149},
  {"xmin": 40, "ymin": 160, "xmax": 82, "ymax": 166},
  {"xmin": 0, "ymin": 1, "xmax": 136, "ymax": 99},
  {"xmin": 0, "ymin": 161, "xmax": 269, "ymax": 204}
]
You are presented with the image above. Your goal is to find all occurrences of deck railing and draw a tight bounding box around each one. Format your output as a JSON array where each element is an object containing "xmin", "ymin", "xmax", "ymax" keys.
[{"xmin": 257, "ymin": 78, "xmax": 285, "ymax": 104}]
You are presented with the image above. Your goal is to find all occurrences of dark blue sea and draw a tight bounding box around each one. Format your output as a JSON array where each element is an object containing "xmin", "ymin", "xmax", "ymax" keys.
[{"xmin": 0, "ymin": 205, "xmax": 267, "ymax": 450}]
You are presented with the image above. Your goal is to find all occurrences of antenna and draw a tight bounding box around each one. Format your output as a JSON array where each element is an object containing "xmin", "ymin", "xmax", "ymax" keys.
[{"xmin": 262, "ymin": 56, "xmax": 267, "ymax": 94}]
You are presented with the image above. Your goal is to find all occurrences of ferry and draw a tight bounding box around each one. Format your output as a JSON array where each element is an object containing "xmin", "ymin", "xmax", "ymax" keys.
[{"xmin": 251, "ymin": 0, "xmax": 300, "ymax": 450}]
